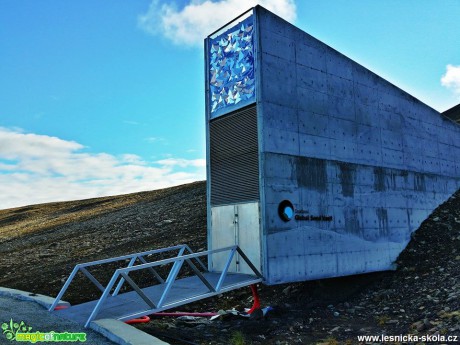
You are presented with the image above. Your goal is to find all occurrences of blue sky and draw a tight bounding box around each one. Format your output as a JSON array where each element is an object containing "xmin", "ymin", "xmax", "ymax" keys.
[{"xmin": 0, "ymin": 0, "xmax": 459, "ymax": 209}]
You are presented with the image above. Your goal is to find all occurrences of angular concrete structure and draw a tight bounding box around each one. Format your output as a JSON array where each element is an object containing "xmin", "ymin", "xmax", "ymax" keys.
[
  {"xmin": 443, "ymin": 104, "xmax": 460, "ymax": 124},
  {"xmin": 205, "ymin": 6, "xmax": 460, "ymax": 284}
]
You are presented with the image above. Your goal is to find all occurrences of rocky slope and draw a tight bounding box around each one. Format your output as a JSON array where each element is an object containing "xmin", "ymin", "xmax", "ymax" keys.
[{"xmin": 0, "ymin": 181, "xmax": 459, "ymax": 344}]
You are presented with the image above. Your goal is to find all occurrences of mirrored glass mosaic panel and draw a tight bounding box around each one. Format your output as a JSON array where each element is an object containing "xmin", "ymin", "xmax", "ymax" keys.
[{"xmin": 209, "ymin": 14, "xmax": 255, "ymax": 116}]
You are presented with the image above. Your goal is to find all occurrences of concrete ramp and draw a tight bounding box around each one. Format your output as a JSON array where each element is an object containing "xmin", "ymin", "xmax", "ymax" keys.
[{"xmin": 49, "ymin": 245, "xmax": 262, "ymax": 327}]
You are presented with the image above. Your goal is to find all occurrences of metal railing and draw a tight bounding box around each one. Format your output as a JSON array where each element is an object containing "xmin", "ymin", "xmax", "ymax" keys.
[{"xmin": 49, "ymin": 245, "xmax": 262, "ymax": 327}]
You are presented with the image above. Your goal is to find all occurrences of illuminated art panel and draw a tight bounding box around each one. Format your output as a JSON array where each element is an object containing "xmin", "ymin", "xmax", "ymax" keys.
[{"xmin": 209, "ymin": 13, "xmax": 255, "ymax": 117}]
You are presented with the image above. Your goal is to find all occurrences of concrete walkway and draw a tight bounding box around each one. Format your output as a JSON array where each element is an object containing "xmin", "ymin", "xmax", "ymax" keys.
[{"xmin": 0, "ymin": 287, "xmax": 168, "ymax": 345}]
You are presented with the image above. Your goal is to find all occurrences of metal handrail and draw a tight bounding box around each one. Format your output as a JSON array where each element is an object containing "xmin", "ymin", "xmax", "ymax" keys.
[
  {"xmin": 80, "ymin": 245, "xmax": 262, "ymax": 327},
  {"xmin": 74, "ymin": 244, "xmax": 203, "ymax": 269},
  {"xmin": 116, "ymin": 245, "xmax": 239, "ymax": 273},
  {"xmin": 48, "ymin": 244, "xmax": 200, "ymax": 312},
  {"xmin": 50, "ymin": 245, "xmax": 263, "ymax": 327}
]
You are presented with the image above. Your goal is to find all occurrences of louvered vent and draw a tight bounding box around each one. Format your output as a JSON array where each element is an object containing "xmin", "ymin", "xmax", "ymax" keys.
[{"xmin": 210, "ymin": 105, "xmax": 259, "ymax": 205}]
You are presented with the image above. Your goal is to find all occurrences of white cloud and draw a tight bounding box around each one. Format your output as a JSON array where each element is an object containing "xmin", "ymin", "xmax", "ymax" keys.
[
  {"xmin": 138, "ymin": 0, "xmax": 297, "ymax": 46},
  {"xmin": 145, "ymin": 136, "xmax": 167, "ymax": 144},
  {"xmin": 441, "ymin": 64, "xmax": 460, "ymax": 95},
  {"xmin": 0, "ymin": 128, "xmax": 84, "ymax": 160},
  {"xmin": 0, "ymin": 127, "xmax": 205, "ymax": 210},
  {"xmin": 156, "ymin": 158, "xmax": 206, "ymax": 167}
]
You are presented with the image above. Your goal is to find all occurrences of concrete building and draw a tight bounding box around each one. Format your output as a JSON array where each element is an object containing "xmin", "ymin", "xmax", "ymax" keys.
[
  {"xmin": 443, "ymin": 104, "xmax": 460, "ymax": 124},
  {"xmin": 204, "ymin": 6, "xmax": 460, "ymax": 285}
]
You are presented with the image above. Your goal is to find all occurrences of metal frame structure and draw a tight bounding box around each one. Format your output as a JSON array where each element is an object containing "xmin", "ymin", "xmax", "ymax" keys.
[{"xmin": 49, "ymin": 244, "xmax": 262, "ymax": 327}]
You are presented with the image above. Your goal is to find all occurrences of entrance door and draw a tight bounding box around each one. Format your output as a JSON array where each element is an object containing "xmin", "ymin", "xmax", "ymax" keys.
[{"xmin": 210, "ymin": 201, "xmax": 261, "ymax": 274}]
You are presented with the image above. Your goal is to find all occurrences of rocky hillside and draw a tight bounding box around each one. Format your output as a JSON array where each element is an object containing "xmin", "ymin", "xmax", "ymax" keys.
[
  {"xmin": 0, "ymin": 181, "xmax": 459, "ymax": 344},
  {"xmin": 0, "ymin": 182, "xmax": 207, "ymax": 303}
]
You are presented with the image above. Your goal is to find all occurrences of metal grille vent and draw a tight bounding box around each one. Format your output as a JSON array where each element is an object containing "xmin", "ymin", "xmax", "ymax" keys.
[{"xmin": 210, "ymin": 105, "xmax": 259, "ymax": 205}]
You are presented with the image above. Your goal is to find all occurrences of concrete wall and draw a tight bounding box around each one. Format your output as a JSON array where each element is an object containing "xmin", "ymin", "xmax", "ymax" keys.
[{"xmin": 255, "ymin": 7, "xmax": 460, "ymax": 284}]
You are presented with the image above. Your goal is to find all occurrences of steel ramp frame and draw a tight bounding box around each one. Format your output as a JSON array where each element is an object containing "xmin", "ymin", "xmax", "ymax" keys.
[{"xmin": 49, "ymin": 245, "xmax": 263, "ymax": 327}]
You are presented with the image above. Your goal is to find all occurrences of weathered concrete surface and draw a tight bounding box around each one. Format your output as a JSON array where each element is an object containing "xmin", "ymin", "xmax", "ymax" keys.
[
  {"xmin": 205, "ymin": 6, "xmax": 460, "ymax": 285},
  {"xmin": 0, "ymin": 286, "xmax": 70, "ymax": 310},
  {"xmin": 91, "ymin": 319, "xmax": 169, "ymax": 345},
  {"xmin": 257, "ymin": 6, "xmax": 460, "ymax": 284}
]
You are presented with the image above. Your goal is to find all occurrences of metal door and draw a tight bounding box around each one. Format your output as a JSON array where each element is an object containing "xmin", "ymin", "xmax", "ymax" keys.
[{"xmin": 210, "ymin": 202, "xmax": 261, "ymax": 274}]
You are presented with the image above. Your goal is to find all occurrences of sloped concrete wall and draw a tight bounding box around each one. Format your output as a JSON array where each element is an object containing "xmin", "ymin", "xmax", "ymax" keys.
[{"xmin": 255, "ymin": 7, "xmax": 460, "ymax": 284}]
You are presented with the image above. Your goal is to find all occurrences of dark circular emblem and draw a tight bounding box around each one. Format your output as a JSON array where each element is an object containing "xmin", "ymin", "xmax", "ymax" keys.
[{"xmin": 278, "ymin": 200, "xmax": 294, "ymax": 222}]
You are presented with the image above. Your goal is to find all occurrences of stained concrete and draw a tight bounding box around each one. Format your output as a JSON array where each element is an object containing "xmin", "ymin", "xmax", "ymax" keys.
[
  {"xmin": 205, "ymin": 6, "xmax": 460, "ymax": 285},
  {"xmin": 256, "ymin": 6, "xmax": 460, "ymax": 284}
]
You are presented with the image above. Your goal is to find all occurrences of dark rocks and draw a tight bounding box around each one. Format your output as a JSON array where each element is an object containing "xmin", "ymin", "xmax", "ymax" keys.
[{"xmin": 1, "ymin": 183, "xmax": 460, "ymax": 344}]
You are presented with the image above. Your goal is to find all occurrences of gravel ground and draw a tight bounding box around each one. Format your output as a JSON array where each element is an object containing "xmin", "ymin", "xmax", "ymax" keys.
[
  {"xmin": 0, "ymin": 295, "xmax": 115, "ymax": 344},
  {"xmin": 1, "ymin": 181, "xmax": 459, "ymax": 344}
]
